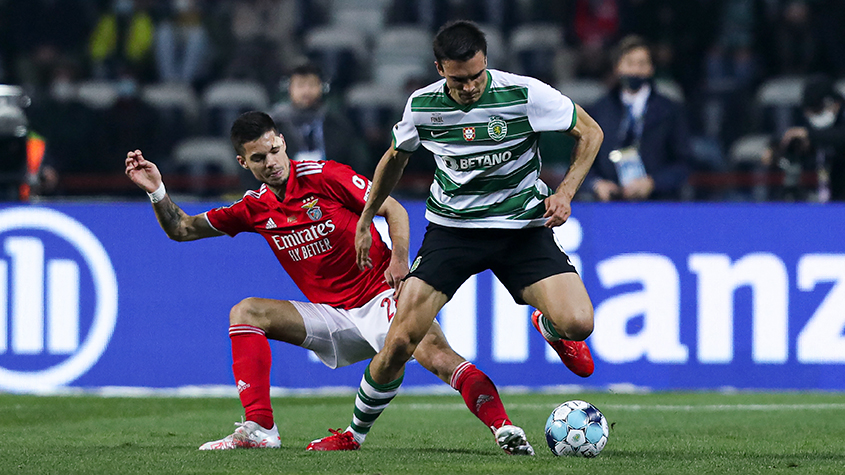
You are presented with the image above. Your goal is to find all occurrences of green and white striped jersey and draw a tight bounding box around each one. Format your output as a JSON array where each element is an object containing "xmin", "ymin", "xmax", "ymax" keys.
[{"xmin": 392, "ymin": 69, "xmax": 577, "ymax": 228}]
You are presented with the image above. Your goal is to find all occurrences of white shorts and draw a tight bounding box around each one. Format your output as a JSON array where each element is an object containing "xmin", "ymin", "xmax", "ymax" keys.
[{"xmin": 291, "ymin": 289, "xmax": 397, "ymax": 369}]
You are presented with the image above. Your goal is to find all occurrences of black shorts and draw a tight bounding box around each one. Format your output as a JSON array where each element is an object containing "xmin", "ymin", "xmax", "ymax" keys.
[{"xmin": 407, "ymin": 223, "xmax": 578, "ymax": 304}]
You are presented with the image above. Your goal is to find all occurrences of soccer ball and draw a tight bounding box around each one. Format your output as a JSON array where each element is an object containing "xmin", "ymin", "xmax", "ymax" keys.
[{"xmin": 544, "ymin": 400, "xmax": 608, "ymax": 457}]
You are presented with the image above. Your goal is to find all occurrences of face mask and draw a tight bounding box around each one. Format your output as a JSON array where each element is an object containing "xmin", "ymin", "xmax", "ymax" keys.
[
  {"xmin": 807, "ymin": 108, "xmax": 837, "ymax": 129},
  {"xmin": 620, "ymin": 75, "xmax": 650, "ymax": 92}
]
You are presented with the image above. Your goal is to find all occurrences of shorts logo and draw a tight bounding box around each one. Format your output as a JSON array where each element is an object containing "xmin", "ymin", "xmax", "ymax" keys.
[
  {"xmin": 487, "ymin": 115, "xmax": 507, "ymax": 141},
  {"xmin": 410, "ymin": 256, "xmax": 422, "ymax": 273},
  {"xmin": 463, "ymin": 127, "xmax": 476, "ymax": 141},
  {"xmin": 0, "ymin": 207, "xmax": 118, "ymax": 391},
  {"xmin": 301, "ymin": 198, "xmax": 322, "ymax": 221}
]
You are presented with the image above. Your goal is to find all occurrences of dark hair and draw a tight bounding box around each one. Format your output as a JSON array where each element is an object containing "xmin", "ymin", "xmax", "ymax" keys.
[
  {"xmin": 433, "ymin": 20, "xmax": 487, "ymax": 63},
  {"xmin": 289, "ymin": 62, "xmax": 323, "ymax": 80},
  {"xmin": 613, "ymin": 35, "xmax": 652, "ymax": 66},
  {"xmin": 230, "ymin": 111, "xmax": 276, "ymax": 156}
]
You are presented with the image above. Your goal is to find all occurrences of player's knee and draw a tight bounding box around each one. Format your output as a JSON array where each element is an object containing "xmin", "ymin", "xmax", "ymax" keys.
[
  {"xmin": 229, "ymin": 298, "xmax": 263, "ymax": 327},
  {"xmin": 547, "ymin": 306, "xmax": 593, "ymax": 341},
  {"xmin": 383, "ymin": 333, "xmax": 417, "ymax": 365}
]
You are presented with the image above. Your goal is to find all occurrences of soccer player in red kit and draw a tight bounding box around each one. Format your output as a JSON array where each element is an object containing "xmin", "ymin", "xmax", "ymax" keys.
[{"xmin": 124, "ymin": 111, "xmax": 534, "ymax": 455}]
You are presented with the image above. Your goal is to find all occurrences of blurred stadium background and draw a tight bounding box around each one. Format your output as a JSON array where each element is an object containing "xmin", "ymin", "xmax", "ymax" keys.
[
  {"xmin": 1, "ymin": 0, "xmax": 845, "ymax": 201},
  {"xmin": 1, "ymin": 1, "xmax": 845, "ymax": 397}
]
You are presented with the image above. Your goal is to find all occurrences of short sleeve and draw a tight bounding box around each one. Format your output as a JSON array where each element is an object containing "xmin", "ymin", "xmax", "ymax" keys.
[
  {"xmin": 321, "ymin": 161, "xmax": 372, "ymax": 214},
  {"xmin": 391, "ymin": 99, "xmax": 421, "ymax": 153},
  {"xmin": 205, "ymin": 199, "xmax": 253, "ymax": 237},
  {"xmin": 526, "ymin": 78, "xmax": 577, "ymax": 133}
]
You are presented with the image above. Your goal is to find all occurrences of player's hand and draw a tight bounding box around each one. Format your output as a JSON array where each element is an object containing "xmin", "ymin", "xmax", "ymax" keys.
[
  {"xmin": 622, "ymin": 175, "xmax": 654, "ymax": 200},
  {"xmin": 355, "ymin": 219, "xmax": 374, "ymax": 270},
  {"xmin": 384, "ymin": 257, "xmax": 409, "ymax": 299},
  {"xmin": 124, "ymin": 149, "xmax": 162, "ymax": 193},
  {"xmin": 543, "ymin": 192, "xmax": 573, "ymax": 228},
  {"xmin": 593, "ymin": 179, "xmax": 620, "ymax": 202}
]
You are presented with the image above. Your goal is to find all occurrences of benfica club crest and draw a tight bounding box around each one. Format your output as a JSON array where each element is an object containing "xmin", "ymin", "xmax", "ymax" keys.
[
  {"xmin": 463, "ymin": 127, "xmax": 476, "ymax": 141},
  {"xmin": 301, "ymin": 198, "xmax": 323, "ymax": 221}
]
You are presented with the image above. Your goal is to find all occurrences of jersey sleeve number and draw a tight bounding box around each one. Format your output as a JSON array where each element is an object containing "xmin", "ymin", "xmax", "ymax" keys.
[{"xmin": 352, "ymin": 175, "xmax": 367, "ymax": 190}]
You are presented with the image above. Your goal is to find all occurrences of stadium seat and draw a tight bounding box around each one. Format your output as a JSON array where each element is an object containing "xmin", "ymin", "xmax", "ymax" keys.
[
  {"xmin": 201, "ymin": 80, "xmax": 269, "ymax": 136},
  {"xmin": 508, "ymin": 23, "xmax": 564, "ymax": 84},
  {"xmin": 172, "ymin": 136, "xmax": 240, "ymax": 195},
  {"xmin": 835, "ymin": 78, "xmax": 845, "ymax": 99},
  {"xmin": 141, "ymin": 83, "xmax": 201, "ymax": 152},
  {"xmin": 754, "ymin": 76, "xmax": 805, "ymax": 136},
  {"xmin": 555, "ymin": 79, "xmax": 607, "ymax": 108},
  {"xmin": 729, "ymin": 134, "xmax": 771, "ymax": 165},
  {"xmin": 371, "ymin": 26, "xmax": 433, "ymax": 90},
  {"xmin": 655, "ymin": 78, "xmax": 685, "ymax": 103},
  {"xmin": 327, "ymin": 0, "xmax": 388, "ymax": 36},
  {"xmin": 75, "ymin": 80, "xmax": 119, "ymax": 109},
  {"xmin": 345, "ymin": 82, "xmax": 405, "ymax": 157},
  {"xmin": 476, "ymin": 24, "xmax": 507, "ymax": 70},
  {"xmin": 304, "ymin": 27, "xmax": 369, "ymax": 91}
]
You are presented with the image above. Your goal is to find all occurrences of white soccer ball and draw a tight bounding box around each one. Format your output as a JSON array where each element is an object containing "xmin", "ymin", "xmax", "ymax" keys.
[{"xmin": 544, "ymin": 400, "xmax": 608, "ymax": 457}]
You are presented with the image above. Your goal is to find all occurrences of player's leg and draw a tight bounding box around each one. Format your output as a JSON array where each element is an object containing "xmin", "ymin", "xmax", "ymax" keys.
[
  {"xmin": 522, "ymin": 273, "xmax": 595, "ymax": 377},
  {"xmin": 495, "ymin": 226, "xmax": 595, "ymax": 377},
  {"xmin": 307, "ymin": 280, "xmax": 447, "ymax": 451},
  {"xmin": 413, "ymin": 322, "xmax": 534, "ymax": 455},
  {"xmin": 200, "ymin": 297, "xmax": 305, "ymax": 450}
]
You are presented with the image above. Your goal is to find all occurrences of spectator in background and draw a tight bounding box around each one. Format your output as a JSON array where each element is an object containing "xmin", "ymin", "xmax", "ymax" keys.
[
  {"xmin": 154, "ymin": 0, "xmax": 212, "ymax": 86},
  {"xmin": 564, "ymin": 0, "xmax": 620, "ymax": 79},
  {"xmin": 586, "ymin": 35, "xmax": 691, "ymax": 201},
  {"xmin": 89, "ymin": 0, "xmax": 156, "ymax": 81},
  {"xmin": 269, "ymin": 63, "xmax": 369, "ymax": 174},
  {"xmin": 771, "ymin": 75, "xmax": 845, "ymax": 201}
]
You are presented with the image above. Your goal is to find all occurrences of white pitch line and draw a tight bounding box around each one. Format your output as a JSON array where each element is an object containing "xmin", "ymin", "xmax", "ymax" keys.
[{"xmin": 401, "ymin": 403, "xmax": 845, "ymax": 411}]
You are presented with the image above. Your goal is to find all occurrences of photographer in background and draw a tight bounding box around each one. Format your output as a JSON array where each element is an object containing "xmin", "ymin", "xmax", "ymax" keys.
[{"xmin": 774, "ymin": 75, "xmax": 845, "ymax": 202}]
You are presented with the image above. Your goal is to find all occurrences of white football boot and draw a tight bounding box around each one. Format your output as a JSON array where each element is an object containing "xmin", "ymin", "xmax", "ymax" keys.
[
  {"xmin": 199, "ymin": 420, "xmax": 281, "ymax": 450},
  {"xmin": 494, "ymin": 424, "xmax": 535, "ymax": 456}
]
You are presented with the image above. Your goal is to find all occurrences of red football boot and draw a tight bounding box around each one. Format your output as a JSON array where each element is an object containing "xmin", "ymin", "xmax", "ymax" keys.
[
  {"xmin": 531, "ymin": 310, "xmax": 594, "ymax": 377},
  {"xmin": 306, "ymin": 429, "xmax": 361, "ymax": 451}
]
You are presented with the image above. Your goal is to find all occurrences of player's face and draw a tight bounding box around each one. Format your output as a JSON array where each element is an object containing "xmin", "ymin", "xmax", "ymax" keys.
[
  {"xmin": 436, "ymin": 50, "xmax": 488, "ymax": 105},
  {"xmin": 238, "ymin": 131, "xmax": 290, "ymax": 190}
]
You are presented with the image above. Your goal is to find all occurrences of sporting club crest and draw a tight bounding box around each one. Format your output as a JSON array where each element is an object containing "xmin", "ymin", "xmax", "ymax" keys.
[
  {"xmin": 463, "ymin": 127, "xmax": 476, "ymax": 141},
  {"xmin": 487, "ymin": 115, "xmax": 507, "ymax": 141}
]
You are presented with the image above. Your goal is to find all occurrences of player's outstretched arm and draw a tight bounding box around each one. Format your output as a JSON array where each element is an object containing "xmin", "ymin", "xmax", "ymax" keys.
[
  {"xmin": 124, "ymin": 149, "xmax": 223, "ymax": 242},
  {"xmin": 355, "ymin": 143, "xmax": 411, "ymax": 270},
  {"xmin": 376, "ymin": 196, "xmax": 410, "ymax": 294},
  {"xmin": 544, "ymin": 104, "xmax": 604, "ymax": 228}
]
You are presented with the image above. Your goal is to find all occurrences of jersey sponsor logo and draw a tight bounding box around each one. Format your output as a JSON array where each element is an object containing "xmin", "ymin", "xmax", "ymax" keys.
[
  {"xmin": 270, "ymin": 220, "xmax": 336, "ymax": 252},
  {"xmin": 463, "ymin": 127, "xmax": 476, "ymax": 141},
  {"xmin": 431, "ymin": 130, "xmax": 448, "ymax": 138},
  {"xmin": 301, "ymin": 198, "xmax": 322, "ymax": 221},
  {"xmin": 0, "ymin": 207, "xmax": 118, "ymax": 391},
  {"xmin": 487, "ymin": 115, "xmax": 507, "ymax": 141},
  {"xmin": 444, "ymin": 150, "xmax": 513, "ymax": 171}
]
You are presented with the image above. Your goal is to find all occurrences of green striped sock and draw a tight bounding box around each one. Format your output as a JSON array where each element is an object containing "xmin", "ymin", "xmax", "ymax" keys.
[
  {"xmin": 346, "ymin": 364, "xmax": 404, "ymax": 444},
  {"xmin": 539, "ymin": 313, "xmax": 563, "ymax": 341}
]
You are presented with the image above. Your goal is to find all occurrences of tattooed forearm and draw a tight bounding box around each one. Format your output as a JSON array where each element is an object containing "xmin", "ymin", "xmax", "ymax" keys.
[{"xmin": 153, "ymin": 197, "xmax": 190, "ymax": 241}]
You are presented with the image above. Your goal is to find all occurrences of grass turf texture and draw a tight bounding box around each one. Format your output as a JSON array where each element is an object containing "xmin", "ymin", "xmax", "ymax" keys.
[{"xmin": 2, "ymin": 392, "xmax": 845, "ymax": 474}]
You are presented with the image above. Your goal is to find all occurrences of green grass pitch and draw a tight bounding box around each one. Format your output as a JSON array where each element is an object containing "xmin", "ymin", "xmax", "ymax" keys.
[{"xmin": 2, "ymin": 391, "xmax": 845, "ymax": 474}]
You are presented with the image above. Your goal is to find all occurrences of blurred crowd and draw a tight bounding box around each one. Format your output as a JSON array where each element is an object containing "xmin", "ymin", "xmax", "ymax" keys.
[{"xmin": 0, "ymin": 0, "xmax": 844, "ymax": 201}]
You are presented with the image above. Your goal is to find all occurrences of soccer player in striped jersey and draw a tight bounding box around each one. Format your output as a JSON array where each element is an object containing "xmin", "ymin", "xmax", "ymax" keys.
[
  {"xmin": 318, "ymin": 20, "xmax": 604, "ymax": 451},
  {"xmin": 124, "ymin": 111, "xmax": 533, "ymax": 455}
]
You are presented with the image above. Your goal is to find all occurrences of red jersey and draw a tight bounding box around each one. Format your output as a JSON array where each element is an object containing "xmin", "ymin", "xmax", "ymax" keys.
[{"xmin": 205, "ymin": 160, "xmax": 392, "ymax": 309}]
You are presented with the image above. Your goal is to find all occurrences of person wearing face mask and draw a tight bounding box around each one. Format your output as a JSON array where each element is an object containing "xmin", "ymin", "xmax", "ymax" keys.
[
  {"xmin": 584, "ymin": 35, "xmax": 691, "ymax": 201},
  {"xmin": 268, "ymin": 63, "xmax": 369, "ymax": 175},
  {"xmin": 776, "ymin": 75, "xmax": 845, "ymax": 202}
]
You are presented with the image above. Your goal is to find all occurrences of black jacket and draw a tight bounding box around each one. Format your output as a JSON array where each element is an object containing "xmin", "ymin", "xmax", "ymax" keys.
[{"xmin": 585, "ymin": 86, "xmax": 691, "ymax": 200}]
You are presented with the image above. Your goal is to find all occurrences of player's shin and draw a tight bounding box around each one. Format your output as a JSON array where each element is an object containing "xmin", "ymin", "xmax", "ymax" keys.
[
  {"xmin": 347, "ymin": 363, "xmax": 404, "ymax": 444},
  {"xmin": 229, "ymin": 325, "xmax": 274, "ymax": 430},
  {"xmin": 450, "ymin": 361, "xmax": 510, "ymax": 431}
]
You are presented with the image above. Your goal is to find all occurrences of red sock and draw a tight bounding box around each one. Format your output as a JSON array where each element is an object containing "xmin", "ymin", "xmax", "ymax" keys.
[
  {"xmin": 229, "ymin": 325, "xmax": 274, "ymax": 430},
  {"xmin": 450, "ymin": 362, "xmax": 511, "ymax": 432}
]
